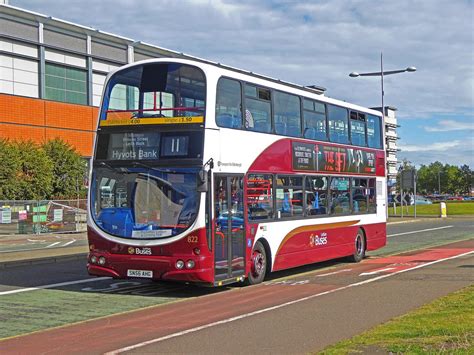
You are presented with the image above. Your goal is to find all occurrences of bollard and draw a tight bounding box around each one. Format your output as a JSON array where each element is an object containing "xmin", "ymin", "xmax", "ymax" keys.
[{"xmin": 440, "ymin": 202, "xmax": 447, "ymax": 218}]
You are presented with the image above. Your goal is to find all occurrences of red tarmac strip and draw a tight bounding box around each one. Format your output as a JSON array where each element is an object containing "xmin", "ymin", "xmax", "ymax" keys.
[{"xmin": 1, "ymin": 239, "xmax": 473, "ymax": 354}]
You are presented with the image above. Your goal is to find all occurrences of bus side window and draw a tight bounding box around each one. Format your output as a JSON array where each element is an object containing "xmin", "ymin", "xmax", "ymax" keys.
[
  {"xmin": 247, "ymin": 174, "xmax": 274, "ymax": 220},
  {"xmin": 304, "ymin": 176, "xmax": 328, "ymax": 216},
  {"xmin": 303, "ymin": 99, "xmax": 327, "ymax": 141},
  {"xmin": 328, "ymin": 104, "xmax": 349, "ymax": 144},
  {"xmin": 216, "ymin": 78, "xmax": 242, "ymax": 129},
  {"xmin": 276, "ymin": 176, "xmax": 303, "ymax": 218},
  {"xmin": 244, "ymin": 85, "xmax": 271, "ymax": 133},
  {"xmin": 274, "ymin": 91, "xmax": 301, "ymax": 137}
]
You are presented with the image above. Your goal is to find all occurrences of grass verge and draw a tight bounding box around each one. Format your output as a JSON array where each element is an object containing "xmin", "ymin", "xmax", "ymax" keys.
[
  {"xmin": 389, "ymin": 201, "xmax": 474, "ymax": 216},
  {"xmin": 319, "ymin": 284, "xmax": 474, "ymax": 354}
]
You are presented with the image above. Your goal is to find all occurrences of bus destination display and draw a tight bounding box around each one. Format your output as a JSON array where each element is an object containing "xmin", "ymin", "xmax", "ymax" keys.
[{"xmin": 107, "ymin": 132, "xmax": 160, "ymax": 160}]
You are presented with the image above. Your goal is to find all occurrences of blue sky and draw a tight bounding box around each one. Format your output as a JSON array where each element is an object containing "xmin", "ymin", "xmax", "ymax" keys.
[{"xmin": 9, "ymin": 0, "xmax": 474, "ymax": 167}]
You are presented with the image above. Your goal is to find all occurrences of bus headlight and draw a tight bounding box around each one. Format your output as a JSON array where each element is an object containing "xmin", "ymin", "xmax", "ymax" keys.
[
  {"xmin": 98, "ymin": 256, "xmax": 106, "ymax": 266},
  {"xmin": 176, "ymin": 260, "xmax": 185, "ymax": 269},
  {"xmin": 186, "ymin": 260, "xmax": 195, "ymax": 269},
  {"xmin": 90, "ymin": 255, "xmax": 97, "ymax": 264}
]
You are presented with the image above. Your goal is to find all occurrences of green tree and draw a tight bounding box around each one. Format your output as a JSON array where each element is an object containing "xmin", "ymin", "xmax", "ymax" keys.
[
  {"xmin": 444, "ymin": 164, "xmax": 463, "ymax": 195},
  {"xmin": 0, "ymin": 139, "xmax": 21, "ymax": 199},
  {"xmin": 14, "ymin": 141, "xmax": 53, "ymax": 200},
  {"xmin": 459, "ymin": 165, "xmax": 473, "ymax": 194},
  {"xmin": 42, "ymin": 138, "xmax": 88, "ymax": 199},
  {"xmin": 416, "ymin": 164, "xmax": 432, "ymax": 195}
]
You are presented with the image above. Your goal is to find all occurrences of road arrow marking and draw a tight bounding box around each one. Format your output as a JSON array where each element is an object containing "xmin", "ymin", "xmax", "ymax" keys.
[
  {"xmin": 45, "ymin": 242, "xmax": 61, "ymax": 248},
  {"xmin": 316, "ymin": 269, "xmax": 352, "ymax": 277},
  {"xmin": 359, "ymin": 267, "xmax": 396, "ymax": 276}
]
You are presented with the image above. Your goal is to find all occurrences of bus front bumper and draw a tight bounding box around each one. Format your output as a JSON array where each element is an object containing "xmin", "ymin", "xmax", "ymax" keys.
[{"xmin": 87, "ymin": 252, "xmax": 214, "ymax": 283}]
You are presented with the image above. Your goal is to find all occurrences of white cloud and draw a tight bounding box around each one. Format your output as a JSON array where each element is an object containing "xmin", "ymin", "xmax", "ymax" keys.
[
  {"xmin": 423, "ymin": 120, "xmax": 474, "ymax": 132},
  {"xmin": 400, "ymin": 140, "xmax": 462, "ymax": 152},
  {"xmin": 399, "ymin": 137, "xmax": 474, "ymax": 167},
  {"xmin": 7, "ymin": 0, "xmax": 474, "ymax": 167}
]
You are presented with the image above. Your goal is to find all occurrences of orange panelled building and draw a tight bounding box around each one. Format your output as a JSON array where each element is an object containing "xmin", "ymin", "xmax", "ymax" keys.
[
  {"xmin": 0, "ymin": 94, "xmax": 98, "ymax": 156},
  {"xmin": 1, "ymin": 4, "xmax": 183, "ymax": 159}
]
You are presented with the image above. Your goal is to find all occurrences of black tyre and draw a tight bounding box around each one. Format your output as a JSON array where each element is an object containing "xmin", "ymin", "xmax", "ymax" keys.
[
  {"xmin": 247, "ymin": 241, "xmax": 267, "ymax": 285},
  {"xmin": 348, "ymin": 229, "xmax": 366, "ymax": 262}
]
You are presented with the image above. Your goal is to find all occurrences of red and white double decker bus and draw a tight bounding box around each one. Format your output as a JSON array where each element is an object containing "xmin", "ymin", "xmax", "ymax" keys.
[{"xmin": 87, "ymin": 58, "xmax": 387, "ymax": 286}]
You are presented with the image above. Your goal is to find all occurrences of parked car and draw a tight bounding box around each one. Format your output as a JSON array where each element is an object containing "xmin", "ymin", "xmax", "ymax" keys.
[
  {"xmin": 413, "ymin": 196, "xmax": 432, "ymax": 205},
  {"xmin": 447, "ymin": 196, "xmax": 464, "ymax": 201}
]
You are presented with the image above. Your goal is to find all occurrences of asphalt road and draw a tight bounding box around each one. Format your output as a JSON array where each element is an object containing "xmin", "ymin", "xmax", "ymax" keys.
[
  {"xmin": 1, "ymin": 217, "xmax": 472, "ymax": 291},
  {"xmin": 2, "ymin": 239, "xmax": 473, "ymax": 354},
  {"xmin": 0, "ymin": 217, "xmax": 472, "ymax": 353}
]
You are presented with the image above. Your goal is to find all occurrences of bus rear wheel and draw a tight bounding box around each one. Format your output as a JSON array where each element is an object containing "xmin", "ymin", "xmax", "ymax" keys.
[
  {"xmin": 348, "ymin": 229, "xmax": 365, "ymax": 263},
  {"xmin": 247, "ymin": 241, "xmax": 267, "ymax": 285}
]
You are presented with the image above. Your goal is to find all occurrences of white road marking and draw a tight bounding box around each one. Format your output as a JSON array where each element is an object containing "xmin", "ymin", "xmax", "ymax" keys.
[
  {"xmin": 0, "ymin": 277, "xmax": 110, "ymax": 296},
  {"xmin": 45, "ymin": 242, "xmax": 61, "ymax": 248},
  {"xmin": 359, "ymin": 267, "xmax": 396, "ymax": 276},
  {"xmin": 105, "ymin": 250, "xmax": 474, "ymax": 354},
  {"xmin": 27, "ymin": 239, "xmax": 46, "ymax": 242},
  {"xmin": 62, "ymin": 240, "xmax": 76, "ymax": 247},
  {"xmin": 315, "ymin": 269, "xmax": 352, "ymax": 277},
  {"xmin": 388, "ymin": 225, "xmax": 453, "ymax": 238}
]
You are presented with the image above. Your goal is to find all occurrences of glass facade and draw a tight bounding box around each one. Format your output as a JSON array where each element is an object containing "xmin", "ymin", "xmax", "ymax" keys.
[{"xmin": 45, "ymin": 63, "xmax": 87, "ymax": 105}]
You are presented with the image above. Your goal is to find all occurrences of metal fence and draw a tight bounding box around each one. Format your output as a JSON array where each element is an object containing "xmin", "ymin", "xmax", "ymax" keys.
[{"xmin": 0, "ymin": 200, "xmax": 87, "ymax": 235}]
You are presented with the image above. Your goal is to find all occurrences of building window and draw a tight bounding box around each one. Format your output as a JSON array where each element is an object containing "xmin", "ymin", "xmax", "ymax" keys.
[
  {"xmin": 0, "ymin": 54, "xmax": 39, "ymax": 98},
  {"xmin": 45, "ymin": 63, "xmax": 87, "ymax": 105}
]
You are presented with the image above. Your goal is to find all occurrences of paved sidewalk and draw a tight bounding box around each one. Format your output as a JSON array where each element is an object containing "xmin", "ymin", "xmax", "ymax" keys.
[
  {"xmin": 0, "ymin": 216, "xmax": 458, "ymax": 267},
  {"xmin": 0, "ymin": 232, "xmax": 88, "ymax": 268}
]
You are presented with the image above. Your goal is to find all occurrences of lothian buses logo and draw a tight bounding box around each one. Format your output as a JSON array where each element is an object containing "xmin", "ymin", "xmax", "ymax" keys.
[
  {"xmin": 309, "ymin": 232, "xmax": 328, "ymax": 247},
  {"xmin": 128, "ymin": 247, "xmax": 152, "ymax": 255}
]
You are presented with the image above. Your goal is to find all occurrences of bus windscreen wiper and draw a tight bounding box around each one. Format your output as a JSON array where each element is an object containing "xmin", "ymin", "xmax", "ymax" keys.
[{"xmin": 98, "ymin": 161, "xmax": 131, "ymax": 174}]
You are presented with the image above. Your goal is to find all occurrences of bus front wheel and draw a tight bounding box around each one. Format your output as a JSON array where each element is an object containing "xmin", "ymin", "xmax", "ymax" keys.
[
  {"xmin": 348, "ymin": 229, "xmax": 366, "ymax": 263},
  {"xmin": 248, "ymin": 241, "xmax": 267, "ymax": 285}
]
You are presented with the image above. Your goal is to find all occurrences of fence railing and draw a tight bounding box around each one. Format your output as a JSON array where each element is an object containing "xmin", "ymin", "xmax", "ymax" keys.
[{"xmin": 0, "ymin": 200, "xmax": 87, "ymax": 235}]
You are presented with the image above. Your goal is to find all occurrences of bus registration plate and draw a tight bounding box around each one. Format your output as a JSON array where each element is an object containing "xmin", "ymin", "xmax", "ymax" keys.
[{"xmin": 127, "ymin": 269, "xmax": 153, "ymax": 278}]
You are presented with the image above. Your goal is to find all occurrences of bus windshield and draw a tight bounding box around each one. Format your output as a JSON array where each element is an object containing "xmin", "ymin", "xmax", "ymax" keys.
[
  {"xmin": 101, "ymin": 62, "xmax": 206, "ymax": 122},
  {"xmin": 91, "ymin": 166, "xmax": 200, "ymax": 239}
]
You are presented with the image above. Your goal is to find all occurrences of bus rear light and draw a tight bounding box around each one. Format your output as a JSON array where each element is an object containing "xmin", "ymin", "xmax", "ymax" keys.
[
  {"xmin": 175, "ymin": 260, "xmax": 185, "ymax": 270},
  {"xmin": 98, "ymin": 256, "xmax": 106, "ymax": 266},
  {"xmin": 193, "ymin": 247, "xmax": 200, "ymax": 255},
  {"xmin": 186, "ymin": 260, "xmax": 195, "ymax": 269},
  {"xmin": 90, "ymin": 255, "xmax": 97, "ymax": 264}
]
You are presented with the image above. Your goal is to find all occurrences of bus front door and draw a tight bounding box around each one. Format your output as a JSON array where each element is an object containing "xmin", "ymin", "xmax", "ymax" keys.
[{"xmin": 214, "ymin": 175, "xmax": 245, "ymax": 282}]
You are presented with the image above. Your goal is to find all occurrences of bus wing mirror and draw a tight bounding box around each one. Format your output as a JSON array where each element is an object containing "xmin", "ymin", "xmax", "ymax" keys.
[{"xmin": 197, "ymin": 169, "xmax": 208, "ymax": 192}]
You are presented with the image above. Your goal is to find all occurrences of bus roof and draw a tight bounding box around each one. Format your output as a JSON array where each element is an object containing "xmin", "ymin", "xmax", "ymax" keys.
[{"xmin": 107, "ymin": 57, "xmax": 383, "ymax": 118}]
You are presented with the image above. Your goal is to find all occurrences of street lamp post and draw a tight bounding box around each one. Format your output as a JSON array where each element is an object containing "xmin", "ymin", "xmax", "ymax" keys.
[
  {"xmin": 349, "ymin": 52, "xmax": 416, "ymax": 218},
  {"xmin": 349, "ymin": 52, "xmax": 416, "ymax": 122}
]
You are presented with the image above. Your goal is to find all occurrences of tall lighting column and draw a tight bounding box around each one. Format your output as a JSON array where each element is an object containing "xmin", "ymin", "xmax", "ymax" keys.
[{"xmin": 349, "ymin": 53, "xmax": 416, "ymax": 217}]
